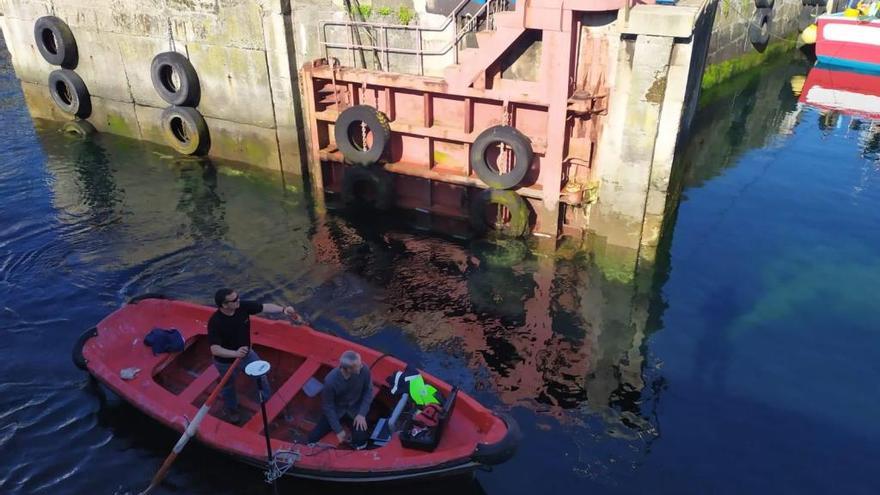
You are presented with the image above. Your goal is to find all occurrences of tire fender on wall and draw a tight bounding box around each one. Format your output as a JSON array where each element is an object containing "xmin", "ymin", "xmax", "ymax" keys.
[
  {"xmin": 151, "ymin": 52, "xmax": 201, "ymax": 107},
  {"xmin": 749, "ymin": 8, "xmax": 772, "ymax": 50},
  {"xmin": 61, "ymin": 119, "xmax": 97, "ymax": 138},
  {"xmin": 160, "ymin": 106, "xmax": 210, "ymax": 156},
  {"xmin": 34, "ymin": 16, "xmax": 78, "ymax": 68},
  {"xmin": 470, "ymin": 125, "xmax": 533, "ymax": 190},
  {"xmin": 334, "ymin": 105, "xmax": 391, "ymax": 166},
  {"xmin": 48, "ymin": 69, "xmax": 91, "ymax": 118}
]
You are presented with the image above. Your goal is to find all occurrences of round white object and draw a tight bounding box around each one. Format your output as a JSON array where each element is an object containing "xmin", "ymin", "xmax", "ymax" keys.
[{"xmin": 244, "ymin": 360, "xmax": 271, "ymax": 377}]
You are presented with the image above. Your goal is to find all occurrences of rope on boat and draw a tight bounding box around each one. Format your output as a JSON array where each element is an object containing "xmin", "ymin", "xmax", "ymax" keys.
[{"xmin": 265, "ymin": 449, "xmax": 300, "ymax": 483}]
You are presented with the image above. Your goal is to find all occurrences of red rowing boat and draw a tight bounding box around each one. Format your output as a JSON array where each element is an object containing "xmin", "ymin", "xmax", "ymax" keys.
[{"xmin": 73, "ymin": 295, "xmax": 519, "ymax": 482}]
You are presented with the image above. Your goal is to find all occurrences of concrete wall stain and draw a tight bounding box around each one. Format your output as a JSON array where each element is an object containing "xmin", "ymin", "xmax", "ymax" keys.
[{"xmin": 645, "ymin": 72, "xmax": 668, "ymax": 105}]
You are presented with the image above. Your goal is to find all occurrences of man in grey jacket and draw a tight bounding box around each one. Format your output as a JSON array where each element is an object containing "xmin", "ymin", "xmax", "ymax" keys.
[{"xmin": 308, "ymin": 350, "xmax": 374, "ymax": 448}]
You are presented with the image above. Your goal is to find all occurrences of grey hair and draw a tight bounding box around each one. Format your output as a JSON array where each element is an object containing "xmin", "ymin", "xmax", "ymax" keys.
[{"xmin": 340, "ymin": 350, "xmax": 361, "ymax": 366}]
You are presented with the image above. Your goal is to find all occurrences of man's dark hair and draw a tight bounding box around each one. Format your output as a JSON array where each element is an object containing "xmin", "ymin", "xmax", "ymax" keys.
[{"xmin": 214, "ymin": 288, "xmax": 234, "ymax": 307}]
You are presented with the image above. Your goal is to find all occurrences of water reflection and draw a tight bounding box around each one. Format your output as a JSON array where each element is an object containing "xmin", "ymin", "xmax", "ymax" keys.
[
  {"xmin": 308, "ymin": 214, "xmax": 667, "ymax": 453},
  {"xmin": 797, "ymin": 64, "xmax": 880, "ymax": 164},
  {"xmin": 175, "ymin": 161, "xmax": 228, "ymax": 241}
]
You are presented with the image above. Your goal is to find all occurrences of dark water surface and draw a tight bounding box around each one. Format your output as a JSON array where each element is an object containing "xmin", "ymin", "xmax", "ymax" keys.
[{"xmin": 2, "ymin": 35, "xmax": 879, "ymax": 494}]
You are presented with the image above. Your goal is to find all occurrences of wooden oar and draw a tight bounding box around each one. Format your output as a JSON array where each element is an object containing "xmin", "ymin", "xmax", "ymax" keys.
[{"xmin": 138, "ymin": 356, "xmax": 242, "ymax": 495}]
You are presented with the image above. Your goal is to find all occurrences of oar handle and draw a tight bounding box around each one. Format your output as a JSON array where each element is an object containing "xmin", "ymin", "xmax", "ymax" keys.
[
  {"xmin": 138, "ymin": 355, "xmax": 243, "ymax": 495},
  {"xmin": 203, "ymin": 355, "xmax": 243, "ymax": 407}
]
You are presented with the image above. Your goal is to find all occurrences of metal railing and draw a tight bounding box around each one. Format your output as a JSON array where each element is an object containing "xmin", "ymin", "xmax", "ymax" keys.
[{"xmin": 319, "ymin": 0, "xmax": 513, "ymax": 75}]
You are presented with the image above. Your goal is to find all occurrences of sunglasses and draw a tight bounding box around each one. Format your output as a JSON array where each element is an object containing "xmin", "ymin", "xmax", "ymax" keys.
[{"xmin": 225, "ymin": 295, "xmax": 240, "ymax": 304}]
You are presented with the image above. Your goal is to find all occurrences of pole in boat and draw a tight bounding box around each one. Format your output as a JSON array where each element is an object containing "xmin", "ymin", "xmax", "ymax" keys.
[
  {"xmin": 245, "ymin": 360, "xmax": 279, "ymax": 495},
  {"xmin": 137, "ymin": 356, "xmax": 243, "ymax": 495}
]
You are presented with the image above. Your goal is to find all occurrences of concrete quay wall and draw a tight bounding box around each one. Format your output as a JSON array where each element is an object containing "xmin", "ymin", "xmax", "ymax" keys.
[
  {"xmin": 0, "ymin": 0, "xmax": 305, "ymax": 173},
  {"xmin": 706, "ymin": 0, "xmax": 800, "ymax": 66}
]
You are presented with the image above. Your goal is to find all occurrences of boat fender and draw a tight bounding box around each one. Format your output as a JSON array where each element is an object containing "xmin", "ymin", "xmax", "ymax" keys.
[
  {"xmin": 61, "ymin": 119, "xmax": 97, "ymax": 138},
  {"xmin": 341, "ymin": 166, "xmax": 395, "ymax": 210},
  {"xmin": 34, "ymin": 16, "xmax": 78, "ymax": 68},
  {"xmin": 470, "ymin": 125, "xmax": 533, "ymax": 190},
  {"xmin": 48, "ymin": 69, "xmax": 91, "ymax": 118},
  {"xmin": 469, "ymin": 189, "xmax": 530, "ymax": 238},
  {"xmin": 72, "ymin": 327, "xmax": 98, "ymax": 371},
  {"xmin": 151, "ymin": 52, "xmax": 201, "ymax": 107},
  {"xmin": 472, "ymin": 412, "xmax": 521, "ymax": 466},
  {"xmin": 160, "ymin": 106, "xmax": 211, "ymax": 156},
  {"xmin": 749, "ymin": 9, "xmax": 772, "ymax": 49},
  {"xmin": 801, "ymin": 23, "xmax": 818, "ymax": 44},
  {"xmin": 129, "ymin": 293, "xmax": 170, "ymax": 304},
  {"xmin": 334, "ymin": 105, "xmax": 391, "ymax": 166}
]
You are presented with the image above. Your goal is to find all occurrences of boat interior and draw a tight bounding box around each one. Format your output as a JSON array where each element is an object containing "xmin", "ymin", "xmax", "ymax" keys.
[{"xmin": 152, "ymin": 335, "xmax": 404, "ymax": 443}]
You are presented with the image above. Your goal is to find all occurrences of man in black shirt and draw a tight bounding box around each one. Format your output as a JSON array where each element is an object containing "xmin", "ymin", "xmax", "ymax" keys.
[{"xmin": 208, "ymin": 288, "xmax": 301, "ymax": 424}]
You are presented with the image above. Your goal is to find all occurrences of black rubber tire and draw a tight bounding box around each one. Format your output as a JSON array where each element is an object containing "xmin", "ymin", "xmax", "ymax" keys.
[
  {"xmin": 72, "ymin": 327, "xmax": 98, "ymax": 371},
  {"xmin": 470, "ymin": 125, "xmax": 532, "ymax": 190},
  {"xmin": 150, "ymin": 51, "xmax": 201, "ymax": 107},
  {"xmin": 34, "ymin": 16, "xmax": 78, "ymax": 68},
  {"xmin": 60, "ymin": 119, "xmax": 96, "ymax": 138},
  {"xmin": 755, "ymin": 0, "xmax": 774, "ymax": 8},
  {"xmin": 472, "ymin": 413, "xmax": 521, "ymax": 466},
  {"xmin": 469, "ymin": 189, "xmax": 530, "ymax": 237},
  {"xmin": 334, "ymin": 105, "xmax": 391, "ymax": 166},
  {"xmin": 798, "ymin": 6, "xmax": 816, "ymax": 31},
  {"xmin": 48, "ymin": 69, "xmax": 91, "ymax": 118},
  {"xmin": 161, "ymin": 106, "xmax": 210, "ymax": 156},
  {"xmin": 128, "ymin": 293, "xmax": 169, "ymax": 304},
  {"xmin": 341, "ymin": 166, "xmax": 395, "ymax": 210},
  {"xmin": 749, "ymin": 9, "xmax": 771, "ymax": 50}
]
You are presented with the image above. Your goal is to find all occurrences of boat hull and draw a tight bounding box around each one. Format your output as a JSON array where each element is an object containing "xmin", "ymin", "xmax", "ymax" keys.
[{"xmin": 816, "ymin": 14, "xmax": 880, "ymax": 72}]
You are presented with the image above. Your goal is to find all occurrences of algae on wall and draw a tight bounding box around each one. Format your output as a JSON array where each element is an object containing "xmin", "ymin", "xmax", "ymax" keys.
[{"xmin": 701, "ymin": 36, "xmax": 798, "ymax": 92}]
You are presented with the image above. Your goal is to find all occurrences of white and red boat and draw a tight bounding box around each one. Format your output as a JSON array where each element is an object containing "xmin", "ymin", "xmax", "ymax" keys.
[
  {"xmin": 800, "ymin": 64, "xmax": 880, "ymax": 118},
  {"xmin": 816, "ymin": 12, "xmax": 880, "ymax": 72},
  {"xmin": 73, "ymin": 295, "xmax": 519, "ymax": 482}
]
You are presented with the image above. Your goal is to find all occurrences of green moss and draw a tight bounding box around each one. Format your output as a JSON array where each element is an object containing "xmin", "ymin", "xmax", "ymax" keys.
[
  {"xmin": 397, "ymin": 6, "xmax": 415, "ymax": 25},
  {"xmin": 208, "ymin": 131, "xmax": 277, "ymax": 169},
  {"xmin": 105, "ymin": 113, "xmax": 136, "ymax": 138},
  {"xmin": 700, "ymin": 36, "xmax": 797, "ymax": 101}
]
